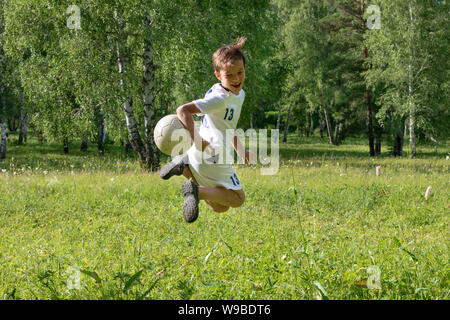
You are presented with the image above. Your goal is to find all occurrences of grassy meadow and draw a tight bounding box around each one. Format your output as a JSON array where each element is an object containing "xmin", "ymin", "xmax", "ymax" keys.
[{"xmin": 0, "ymin": 133, "xmax": 449, "ymax": 300}]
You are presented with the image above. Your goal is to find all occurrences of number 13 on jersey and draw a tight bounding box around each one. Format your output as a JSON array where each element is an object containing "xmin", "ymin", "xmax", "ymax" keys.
[{"xmin": 224, "ymin": 108, "xmax": 234, "ymax": 121}]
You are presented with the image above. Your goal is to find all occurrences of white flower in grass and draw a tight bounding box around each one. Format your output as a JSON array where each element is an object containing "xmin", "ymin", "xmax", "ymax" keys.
[
  {"xmin": 376, "ymin": 166, "xmax": 381, "ymax": 176},
  {"xmin": 425, "ymin": 186, "xmax": 432, "ymax": 200}
]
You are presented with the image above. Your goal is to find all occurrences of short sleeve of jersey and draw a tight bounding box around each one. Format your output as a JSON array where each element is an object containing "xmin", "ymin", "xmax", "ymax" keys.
[{"xmin": 193, "ymin": 89, "xmax": 226, "ymax": 114}]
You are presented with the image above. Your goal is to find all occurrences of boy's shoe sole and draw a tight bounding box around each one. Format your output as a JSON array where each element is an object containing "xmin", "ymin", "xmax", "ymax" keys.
[
  {"xmin": 159, "ymin": 154, "xmax": 188, "ymax": 180},
  {"xmin": 182, "ymin": 180, "xmax": 199, "ymax": 223}
]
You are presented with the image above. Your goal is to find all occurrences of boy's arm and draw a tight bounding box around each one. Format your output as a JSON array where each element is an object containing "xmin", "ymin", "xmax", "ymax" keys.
[
  {"xmin": 233, "ymin": 131, "xmax": 256, "ymax": 165},
  {"xmin": 176, "ymin": 102, "xmax": 209, "ymax": 152}
]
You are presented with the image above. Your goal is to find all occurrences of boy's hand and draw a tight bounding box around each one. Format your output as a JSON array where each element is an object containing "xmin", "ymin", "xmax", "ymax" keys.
[{"xmin": 176, "ymin": 102, "xmax": 205, "ymax": 152}]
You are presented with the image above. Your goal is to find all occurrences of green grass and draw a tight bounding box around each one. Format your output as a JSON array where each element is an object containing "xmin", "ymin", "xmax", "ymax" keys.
[{"xmin": 0, "ymin": 133, "xmax": 449, "ymax": 300}]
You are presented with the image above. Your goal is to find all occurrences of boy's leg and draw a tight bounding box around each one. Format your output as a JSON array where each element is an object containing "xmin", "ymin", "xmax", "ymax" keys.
[
  {"xmin": 182, "ymin": 165, "xmax": 196, "ymax": 181},
  {"xmin": 159, "ymin": 154, "xmax": 188, "ymax": 180},
  {"xmin": 198, "ymin": 186, "xmax": 245, "ymax": 208},
  {"xmin": 183, "ymin": 165, "xmax": 241, "ymax": 212},
  {"xmin": 204, "ymin": 200, "xmax": 229, "ymax": 213}
]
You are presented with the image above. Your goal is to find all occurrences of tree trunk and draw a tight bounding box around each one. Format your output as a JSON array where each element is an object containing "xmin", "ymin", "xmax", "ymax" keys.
[
  {"xmin": 318, "ymin": 108, "xmax": 325, "ymax": 139},
  {"xmin": 282, "ymin": 104, "xmax": 292, "ymax": 143},
  {"xmin": 18, "ymin": 89, "xmax": 27, "ymax": 144},
  {"xmin": 408, "ymin": 1, "xmax": 416, "ymax": 159},
  {"xmin": 123, "ymin": 96, "xmax": 146, "ymax": 163},
  {"xmin": 408, "ymin": 70, "xmax": 416, "ymax": 159},
  {"xmin": 0, "ymin": 19, "xmax": 5, "ymax": 159},
  {"xmin": 7, "ymin": 117, "xmax": 18, "ymax": 132},
  {"xmin": 395, "ymin": 132, "xmax": 404, "ymax": 157},
  {"xmin": 276, "ymin": 104, "xmax": 282, "ymax": 131},
  {"xmin": 142, "ymin": 13, "xmax": 159, "ymax": 171},
  {"xmin": 0, "ymin": 90, "xmax": 6, "ymax": 160},
  {"xmin": 365, "ymin": 81, "xmax": 375, "ymax": 156},
  {"xmin": 305, "ymin": 112, "xmax": 310, "ymax": 137},
  {"xmin": 80, "ymin": 134, "xmax": 89, "ymax": 152},
  {"xmin": 95, "ymin": 106, "xmax": 105, "ymax": 156},
  {"xmin": 125, "ymin": 139, "xmax": 133, "ymax": 153},
  {"xmin": 392, "ymin": 117, "xmax": 405, "ymax": 157},
  {"xmin": 115, "ymin": 11, "xmax": 146, "ymax": 166},
  {"xmin": 63, "ymin": 138, "xmax": 69, "ymax": 154},
  {"xmin": 375, "ymin": 133, "xmax": 381, "ymax": 155},
  {"xmin": 361, "ymin": 0, "xmax": 375, "ymax": 156},
  {"xmin": 322, "ymin": 105, "xmax": 334, "ymax": 145},
  {"xmin": 334, "ymin": 122, "xmax": 343, "ymax": 145}
]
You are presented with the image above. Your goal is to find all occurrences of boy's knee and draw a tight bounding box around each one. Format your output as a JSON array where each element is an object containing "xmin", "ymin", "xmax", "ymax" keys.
[
  {"xmin": 205, "ymin": 200, "xmax": 229, "ymax": 213},
  {"xmin": 231, "ymin": 189, "xmax": 245, "ymax": 208},
  {"xmin": 213, "ymin": 205, "xmax": 230, "ymax": 213}
]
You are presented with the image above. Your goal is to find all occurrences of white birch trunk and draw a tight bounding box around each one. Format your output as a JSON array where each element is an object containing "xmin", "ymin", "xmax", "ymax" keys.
[
  {"xmin": 142, "ymin": 12, "xmax": 159, "ymax": 170},
  {"xmin": 0, "ymin": 89, "xmax": 6, "ymax": 160},
  {"xmin": 115, "ymin": 10, "xmax": 146, "ymax": 165},
  {"xmin": 19, "ymin": 89, "xmax": 27, "ymax": 144},
  {"xmin": 408, "ymin": 1, "xmax": 416, "ymax": 158},
  {"xmin": 0, "ymin": 14, "xmax": 5, "ymax": 158},
  {"xmin": 408, "ymin": 64, "xmax": 416, "ymax": 158},
  {"xmin": 282, "ymin": 104, "xmax": 292, "ymax": 143},
  {"xmin": 323, "ymin": 105, "xmax": 334, "ymax": 145},
  {"xmin": 276, "ymin": 104, "xmax": 282, "ymax": 131},
  {"xmin": 97, "ymin": 108, "xmax": 105, "ymax": 155},
  {"xmin": 318, "ymin": 107, "xmax": 325, "ymax": 139},
  {"xmin": 102, "ymin": 122, "xmax": 107, "ymax": 144}
]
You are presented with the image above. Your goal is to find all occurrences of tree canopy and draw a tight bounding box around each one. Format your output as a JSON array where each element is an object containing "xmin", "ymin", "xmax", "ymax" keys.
[{"xmin": 0, "ymin": 0, "xmax": 448, "ymax": 165}]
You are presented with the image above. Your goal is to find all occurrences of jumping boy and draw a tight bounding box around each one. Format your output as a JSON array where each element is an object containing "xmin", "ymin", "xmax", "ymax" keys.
[{"xmin": 159, "ymin": 37, "xmax": 254, "ymax": 223}]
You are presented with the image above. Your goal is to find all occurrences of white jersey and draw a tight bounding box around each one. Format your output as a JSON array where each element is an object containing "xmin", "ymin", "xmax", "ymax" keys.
[
  {"xmin": 193, "ymin": 83, "xmax": 245, "ymax": 159},
  {"xmin": 185, "ymin": 83, "xmax": 245, "ymax": 190}
]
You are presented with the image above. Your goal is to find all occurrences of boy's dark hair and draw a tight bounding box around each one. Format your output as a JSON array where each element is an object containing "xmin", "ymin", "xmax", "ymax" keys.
[{"xmin": 212, "ymin": 37, "xmax": 247, "ymax": 72}]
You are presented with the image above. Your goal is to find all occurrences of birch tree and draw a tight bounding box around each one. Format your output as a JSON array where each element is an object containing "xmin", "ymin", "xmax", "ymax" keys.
[
  {"xmin": 278, "ymin": 0, "xmax": 340, "ymax": 145},
  {"xmin": 0, "ymin": 1, "xmax": 7, "ymax": 160},
  {"xmin": 365, "ymin": 0, "xmax": 449, "ymax": 158}
]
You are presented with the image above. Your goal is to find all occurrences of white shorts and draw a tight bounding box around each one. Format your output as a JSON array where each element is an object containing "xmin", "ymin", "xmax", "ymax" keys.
[{"xmin": 186, "ymin": 145, "xmax": 242, "ymax": 191}]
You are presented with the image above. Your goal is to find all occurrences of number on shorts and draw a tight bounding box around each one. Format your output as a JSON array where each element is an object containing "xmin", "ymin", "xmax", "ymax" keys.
[{"xmin": 230, "ymin": 173, "xmax": 240, "ymax": 186}]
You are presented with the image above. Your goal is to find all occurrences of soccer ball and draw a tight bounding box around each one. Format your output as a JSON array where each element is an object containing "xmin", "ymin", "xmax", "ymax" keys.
[{"xmin": 153, "ymin": 114, "xmax": 192, "ymax": 156}]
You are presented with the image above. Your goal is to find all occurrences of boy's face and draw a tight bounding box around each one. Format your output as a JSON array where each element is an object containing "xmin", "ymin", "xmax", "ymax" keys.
[{"xmin": 214, "ymin": 59, "xmax": 245, "ymax": 95}]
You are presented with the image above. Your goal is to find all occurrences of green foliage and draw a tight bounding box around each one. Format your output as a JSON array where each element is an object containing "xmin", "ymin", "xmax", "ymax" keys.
[
  {"xmin": 1, "ymin": 0, "xmax": 279, "ymax": 156},
  {"xmin": 364, "ymin": 0, "xmax": 450, "ymax": 140},
  {"xmin": 1, "ymin": 0, "xmax": 448, "ymax": 158}
]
